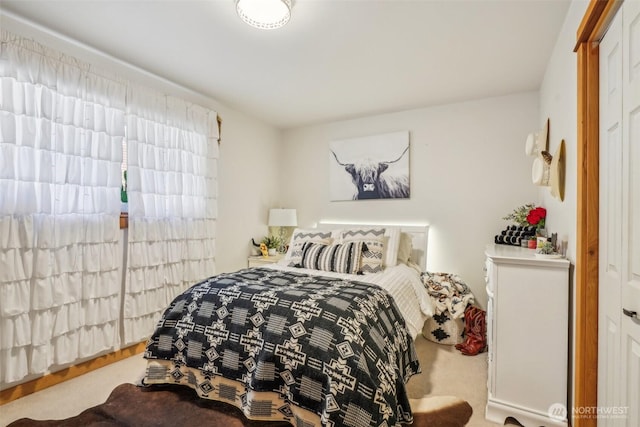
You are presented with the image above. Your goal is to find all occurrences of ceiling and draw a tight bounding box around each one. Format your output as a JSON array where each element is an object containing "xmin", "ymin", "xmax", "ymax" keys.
[{"xmin": 1, "ymin": 0, "xmax": 571, "ymax": 129}]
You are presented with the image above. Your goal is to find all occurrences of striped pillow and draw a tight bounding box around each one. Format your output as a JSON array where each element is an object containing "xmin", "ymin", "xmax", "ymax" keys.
[
  {"xmin": 299, "ymin": 241, "xmax": 364, "ymax": 275},
  {"xmin": 286, "ymin": 229, "xmax": 333, "ymax": 267}
]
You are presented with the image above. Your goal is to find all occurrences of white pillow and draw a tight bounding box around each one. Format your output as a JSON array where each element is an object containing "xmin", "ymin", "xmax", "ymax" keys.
[
  {"xmin": 383, "ymin": 227, "xmax": 401, "ymax": 267},
  {"xmin": 397, "ymin": 232, "xmax": 413, "ymax": 264}
]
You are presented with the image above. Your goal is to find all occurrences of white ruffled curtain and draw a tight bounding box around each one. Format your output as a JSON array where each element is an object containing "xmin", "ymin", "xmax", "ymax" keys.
[
  {"xmin": 124, "ymin": 88, "xmax": 218, "ymax": 345},
  {"xmin": 0, "ymin": 31, "xmax": 124, "ymax": 383}
]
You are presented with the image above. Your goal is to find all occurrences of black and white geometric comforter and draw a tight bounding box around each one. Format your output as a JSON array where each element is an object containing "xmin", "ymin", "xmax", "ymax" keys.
[{"xmin": 143, "ymin": 267, "xmax": 421, "ymax": 427}]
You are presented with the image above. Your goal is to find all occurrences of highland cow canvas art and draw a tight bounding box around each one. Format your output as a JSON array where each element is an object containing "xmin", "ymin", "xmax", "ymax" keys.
[{"xmin": 329, "ymin": 131, "xmax": 410, "ymax": 201}]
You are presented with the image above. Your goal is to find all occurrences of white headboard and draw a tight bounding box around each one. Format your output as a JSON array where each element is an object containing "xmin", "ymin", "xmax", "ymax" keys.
[{"xmin": 316, "ymin": 222, "xmax": 430, "ymax": 271}]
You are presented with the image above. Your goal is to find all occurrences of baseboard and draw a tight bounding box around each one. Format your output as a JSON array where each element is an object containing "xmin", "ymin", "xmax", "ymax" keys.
[{"xmin": 0, "ymin": 341, "xmax": 146, "ymax": 405}]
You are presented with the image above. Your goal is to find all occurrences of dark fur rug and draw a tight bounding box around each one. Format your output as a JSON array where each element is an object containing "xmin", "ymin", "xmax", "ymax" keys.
[{"xmin": 8, "ymin": 383, "xmax": 472, "ymax": 427}]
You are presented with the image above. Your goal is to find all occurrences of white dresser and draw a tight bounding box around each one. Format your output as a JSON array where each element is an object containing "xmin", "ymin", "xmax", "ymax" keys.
[{"xmin": 484, "ymin": 244, "xmax": 570, "ymax": 426}]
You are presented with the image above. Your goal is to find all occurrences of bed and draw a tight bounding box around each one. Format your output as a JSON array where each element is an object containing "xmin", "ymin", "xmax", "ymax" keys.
[{"xmin": 142, "ymin": 223, "xmax": 432, "ymax": 427}]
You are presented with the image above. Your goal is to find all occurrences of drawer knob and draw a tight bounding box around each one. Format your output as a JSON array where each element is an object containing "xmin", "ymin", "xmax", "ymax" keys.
[{"xmin": 623, "ymin": 308, "xmax": 638, "ymax": 320}]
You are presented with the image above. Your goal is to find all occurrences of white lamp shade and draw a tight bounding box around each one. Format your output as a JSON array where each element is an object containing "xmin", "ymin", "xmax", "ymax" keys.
[
  {"xmin": 236, "ymin": 0, "xmax": 291, "ymax": 30},
  {"xmin": 268, "ymin": 208, "xmax": 297, "ymax": 227}
]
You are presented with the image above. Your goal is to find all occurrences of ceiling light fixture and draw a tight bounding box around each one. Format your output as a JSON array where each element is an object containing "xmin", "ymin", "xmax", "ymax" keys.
[{"xmin": 236, "ymin": 0, "xmax": 292, "ymax": 30}]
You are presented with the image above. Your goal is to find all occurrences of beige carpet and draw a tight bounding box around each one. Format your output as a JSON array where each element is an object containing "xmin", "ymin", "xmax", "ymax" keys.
[
  {"xmin": 7, "ymin": 382, "xmax": 472, "ymax": 427},
  {"xmin": 407, "ymin": 335, "xmax": 498, "ymax": 427},
  {"xmin": 0, "ymin": 336, "xmax": 498, "ymax": 427}
]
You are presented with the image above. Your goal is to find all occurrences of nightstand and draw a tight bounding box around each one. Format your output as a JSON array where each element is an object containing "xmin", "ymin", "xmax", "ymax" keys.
[{"xmin": 247, "ymin": 253, "xmax": 285, "ymax": 267}]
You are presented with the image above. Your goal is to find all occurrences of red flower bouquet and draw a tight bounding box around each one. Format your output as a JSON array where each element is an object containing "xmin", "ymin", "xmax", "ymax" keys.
[
  {"xmin": 526, "ymin": 207, "xmax": 546, "ymax": 229},
  {"xmin": 500, "ymin": 204, "xmax": 547, "ymax": 246},
  {"xmin": 503, "ymin": 203, "xmax": 546, "ymax": 230}
]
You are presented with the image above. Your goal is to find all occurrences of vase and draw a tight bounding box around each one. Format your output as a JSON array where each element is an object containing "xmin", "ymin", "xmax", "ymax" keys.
[{"xmin": 268, "ymin": 248, "xmax": 277, "ymax": 256}]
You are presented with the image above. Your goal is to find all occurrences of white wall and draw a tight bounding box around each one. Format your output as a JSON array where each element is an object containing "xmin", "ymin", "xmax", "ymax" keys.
[
  {"xmin": 280, "ymin": 92, "xmax": 540, "ymax": 308},
  {"xmin": 216, "ymin": 111, "xmax": 282, "ymax": 272},
  {"xmin": 538, "ymin": 0, "xmax": 590, "ymax": 412},
  {"xmin": 539, "ymin": 0, "xmax": 589, "ymax": 266}
]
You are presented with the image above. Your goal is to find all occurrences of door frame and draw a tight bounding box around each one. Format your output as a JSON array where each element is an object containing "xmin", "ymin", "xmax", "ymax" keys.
[{"xmin": 574, "ymin": 1, "xmax": 623, "ymax": 425}]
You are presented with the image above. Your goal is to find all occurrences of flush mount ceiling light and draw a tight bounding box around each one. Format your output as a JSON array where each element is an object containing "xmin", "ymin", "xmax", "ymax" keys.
[{"xmin": 236, "ymin": 0, "xmax": 292, "ymax": 30}]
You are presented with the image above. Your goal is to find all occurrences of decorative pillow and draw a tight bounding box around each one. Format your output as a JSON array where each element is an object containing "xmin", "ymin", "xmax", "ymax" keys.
[
  {"xmin": 397, "ymin": 232, "xmax": 413, "ymax": 264},
  {"xmin": 340, "ymin": 228, "xmax": 386, "ymax": 273},
  {"xmin": 299, "ymin": 241, "xmax": 364, "ymax": 275},
  {"xmin": 285, "ymin": 229, "xmax": 333, "ymax": 267},
  {"xmin": 359, "ymin": 241, "xmax": 385, "ymax": 274},
  {"xmin": 340, "ymin": 227, "xmax": 385, "ymax": 242}
]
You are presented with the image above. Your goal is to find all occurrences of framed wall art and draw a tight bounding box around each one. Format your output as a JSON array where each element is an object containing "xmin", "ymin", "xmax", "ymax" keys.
[{"xmin": 329, "ymin": 131, "xmax": 410, "ymax": 201}]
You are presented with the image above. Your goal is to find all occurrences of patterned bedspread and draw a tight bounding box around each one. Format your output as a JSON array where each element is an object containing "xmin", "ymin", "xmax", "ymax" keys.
[{"xmin": 143, "ymin": 267, "xmax": 420, "ymax": 427}]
